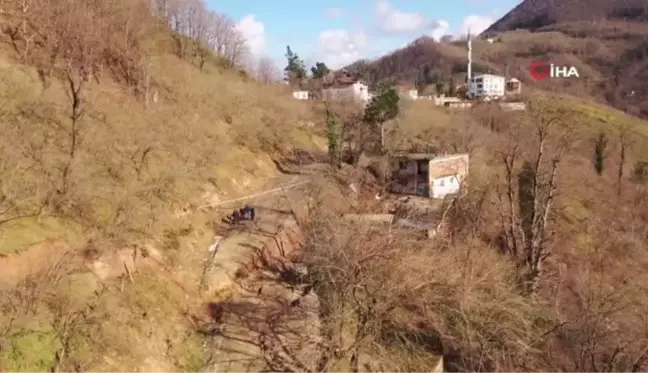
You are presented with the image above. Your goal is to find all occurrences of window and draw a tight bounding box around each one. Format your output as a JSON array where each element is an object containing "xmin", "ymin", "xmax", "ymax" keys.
[{"xmin": 438, "ymin": 179, "xmax": 445, "ymax": 187}]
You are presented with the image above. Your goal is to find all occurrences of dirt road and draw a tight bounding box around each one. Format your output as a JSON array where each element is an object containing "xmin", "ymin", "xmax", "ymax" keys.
[
  {"xmin": 195, "ymin": 167, "xmax": 323, "ymax": 372},
  {"xmin": 201, "ymin": 271, "xmax": 321, "ymax": 372}
]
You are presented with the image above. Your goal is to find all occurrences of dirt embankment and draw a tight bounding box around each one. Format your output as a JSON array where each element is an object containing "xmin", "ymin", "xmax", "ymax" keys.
[{"xmin": 0, "ymin": 173, "xmax": 321, "ymax": 372}]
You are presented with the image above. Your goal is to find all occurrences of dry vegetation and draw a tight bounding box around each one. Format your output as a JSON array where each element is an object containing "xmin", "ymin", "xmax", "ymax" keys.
[
  {"xmin": 341, "ymin": 95, "xmax": 648, "ymax": 371},
  {"xmin": 346, "ymin": 10, "xmax": 648, "ymax": 118},
  {"xmin": 300, "ymin": 184, "xmax": 543, "ymax": 372},
  {"xmin": 3, "ymin": 0, "xmax": 648, "ymax": 372},
  {"xmin": 0, "ymin": 0, "xmax": 322, "ymax": 370},
  {"xmin": 265, "ymin": 93, "xmax": 648, "ymax": 372},
  {"xmin": 234, "ymin": 90, "xmax": 648, "ymax": 373},
  {"xmin": 0, "ymin": 0, "xmax": 320, "ymax": 250}
]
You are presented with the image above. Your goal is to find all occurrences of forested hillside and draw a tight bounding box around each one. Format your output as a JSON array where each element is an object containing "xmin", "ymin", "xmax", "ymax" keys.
[{"xmin": 345, "ymin": 0, "xmax": 648, "ymax": 118}]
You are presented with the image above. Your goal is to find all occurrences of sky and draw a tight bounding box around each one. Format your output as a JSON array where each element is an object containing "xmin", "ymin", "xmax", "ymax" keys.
[{"xmin": 206, "ymin": 0, "xmax": 520, "ymax": 71}]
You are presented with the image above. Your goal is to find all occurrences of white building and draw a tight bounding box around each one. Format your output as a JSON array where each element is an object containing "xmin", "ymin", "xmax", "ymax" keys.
[
  {"xmin": 433, "ymin": 96, "xmax": 462, "ymax": 106},
  {"xmin": 467, "ymin": 74, "xmax": 505, "ymax": 100},
  {"xmin": 292, "ymin": 90, "xmax": 310, "ymax": 100},
  {"xmin": 389, "ymin": 153, "xmax": 469, "ymax": 199},
  {"xmin": 321, "ymin": 79, "xmax": 369, "ymax": 103},
  {"xmin": 431, "ymin": 174, "xmax": 462, "ymax": 199},
  {"xmin": 429, "ymin": 154, "xmax": 469, "ymax": 199},
  {"xmin": 395, "ymin": 85, "xmax": 419, "ymax": 100},
  {"xmin": 404, "ymin": 89, "xmax": 418, "ymax": 100}
]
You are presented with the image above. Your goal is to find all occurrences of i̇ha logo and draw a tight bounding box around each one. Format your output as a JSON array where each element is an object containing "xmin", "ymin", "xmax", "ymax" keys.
[{"xmin": 529, "ymin": 61, "xmax": 580, "ymax": 80}]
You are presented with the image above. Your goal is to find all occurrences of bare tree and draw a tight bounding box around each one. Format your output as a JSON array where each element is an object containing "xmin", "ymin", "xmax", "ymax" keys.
[
  {"xmin": 553, "ymin": 294, "xmax": 648, "ymax": 372},
  {"xmin": 255, "ymin": 56, "xmax": 279, "ymax": 83},
  {"xmin": 204, "ymin": 11, "xmax": 247, "ymax": 67},
  {"xmin": 300, "ymin": 188, "xmax": 447, "ymax": 372},
  {"xmin": 442, "ymin": 114, "xmax": 486, "ymax": 155},
  {"xmin": 304, "ymin": 220, "xmax": 410, "ymax": 372},
  {"xmin": 166, "ymin": 0, "xmax": 200, "ymax": 58},
  {"xmin": 300, "ymin": 184, "xmax": 547, "ymax": 372},
  {"xmin": 185, "ymin": 0, "xmax": 205, "ymax": 41},
  {"xmin": 337, "ymin": 103, "xmax": 368, "ymax": 165},
  {"xmin": 208, "ymin": 12, "xmax": 234, "ymax": 57},
  {"xmin": 103, "ymin": 0, "xmax": 152, "ymax": 90},
  {"xmin": 154, "ymin": 1, "xmax": 248, "ymax": 69},
  {"xmin": 1, "ymin": 0, "xmax": 40, "ymax": 59},
  {"xmin": 186, "ymin": 1, "xmax": 211, "ymax": 70},
  {"xmin": 35, "ymin": 0, "xmax": 104, "ymax": 198},
  {"xmin": 222, "ymin": 28, "xmax": 247, "ymax": 67},
  {"xmin": 616, "ymin": 122, "xmax": 633, "ymax": 198},
  {"xmin": 496, "ymin": 97, "xmax": 574, "ymax": 293},
  {"xmin": 542, "ymin": 220, "xmax": 648, "ymax": 372},
  {"xmin": 149, "ymin": 0, "xmax": 169, "ymax": 20}
]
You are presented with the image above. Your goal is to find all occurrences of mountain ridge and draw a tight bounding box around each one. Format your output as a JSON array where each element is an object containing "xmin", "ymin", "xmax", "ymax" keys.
[
  {"xmin": 482, "ymin": 0, "xmax": 648, "ymax": 36},
  {"xmin": 344, "ymin": 0, "xmax": 648, "ymax": 118}
]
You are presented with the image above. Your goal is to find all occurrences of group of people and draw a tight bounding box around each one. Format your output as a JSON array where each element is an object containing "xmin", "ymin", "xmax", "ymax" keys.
[{"xmin": 228, "ymin": 205, "xmax": 256, "ymax": 225}]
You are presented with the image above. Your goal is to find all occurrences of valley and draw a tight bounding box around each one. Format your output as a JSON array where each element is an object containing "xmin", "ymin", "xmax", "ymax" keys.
[{"xmin": 2, "ymin": 0, "xmax": 648, "ymax": 372}]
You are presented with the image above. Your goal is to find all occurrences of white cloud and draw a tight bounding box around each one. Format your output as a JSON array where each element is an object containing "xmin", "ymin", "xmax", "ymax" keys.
[
  {"xmin": 236, "ymin": 15, "xmax": 266, "ymax": 55},
  {"xmin": 375, "ymin": 0, "xmax": 440, "ymax": 34},
  {"xmin": 458, "ymin": 14, "xmax": 494, "ymax": 36},
  {"xmin": 428, "ymin": 19, "xmax": 451, "ymax": 40},
  {"xmin": 324, "ymin": 7, "xmax": 344, "ymax": 18},
  {"xmin": 317, "ymin": 29, "xmax": 368, "ymax": 69},
  {"xmin": 309, "ymin": 3, "xmax": 499, "ymax": 68}
]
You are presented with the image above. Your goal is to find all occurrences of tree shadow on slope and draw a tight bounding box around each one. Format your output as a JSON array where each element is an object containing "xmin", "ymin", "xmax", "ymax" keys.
[{"xmin": 202, "ymin": 286, "xmax": 320, "ymax": 372}]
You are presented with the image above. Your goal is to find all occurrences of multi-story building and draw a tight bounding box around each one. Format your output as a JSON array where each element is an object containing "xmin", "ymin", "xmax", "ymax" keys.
[{"xmin": 467, "ymin": 74, "xmax": 505, "ymax": 100}]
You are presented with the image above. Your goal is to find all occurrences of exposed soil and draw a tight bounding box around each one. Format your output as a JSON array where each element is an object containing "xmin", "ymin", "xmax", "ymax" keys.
[
  {"xmin": 0, "ymin": 167, "xmax": 321, "ymax": 372},
  {"xmin": 0, "ymin": 238, "xmax": 75, "ymax": 289},
  {"xmin": 198, "ymin": 269, "xmax": 321, "ymax": 372}
]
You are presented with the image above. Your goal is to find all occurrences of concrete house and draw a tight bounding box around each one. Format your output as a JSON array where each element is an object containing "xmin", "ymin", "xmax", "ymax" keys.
[
  {"xmin": 389, "ymin": 153, "xmax": 469, "ymax": 199},
  {"xmin": 292, "ymin": 90, "xmax": 310, "ymax": 100},
  {"xmin": 429, "ymin": 154, "xmax": 469, "ymax": 198},
  {"xmin": 321, "ymin": 76, "xmax": 369, "ymax": 103},
  {"xmin": 396, "ymin": 84, "xmax": 419, "ymax": 100}
]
